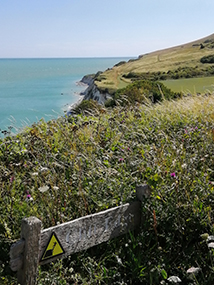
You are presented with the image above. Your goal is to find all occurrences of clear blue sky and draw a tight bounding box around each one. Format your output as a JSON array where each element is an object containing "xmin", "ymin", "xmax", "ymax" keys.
[{"xmin": 0, "ymin": 0, "xmax": 213, "ymax": 58}]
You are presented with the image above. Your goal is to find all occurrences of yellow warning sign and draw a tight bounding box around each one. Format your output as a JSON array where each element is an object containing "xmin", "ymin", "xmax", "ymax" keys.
[{"xmin": 41, "ymin": 232, "xmax": 65, "ymax": 261}]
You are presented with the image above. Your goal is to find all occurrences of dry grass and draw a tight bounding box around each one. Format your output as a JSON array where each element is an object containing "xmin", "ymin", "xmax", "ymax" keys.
[{"xmin": 96, "ymin": 33, "xmax": 214, "ymax": 92}]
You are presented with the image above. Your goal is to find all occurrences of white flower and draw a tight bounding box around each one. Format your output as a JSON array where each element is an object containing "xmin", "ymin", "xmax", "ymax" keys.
[
  {"xmin": 208, "ymin": 242, "xmax": 214, "ymax": 249},
  {"xmin": 40, "ymin": 167, "xmax": 49, "ymax": 172},
  {"xmin": 187, "ymin": 267, "xmax": 201, "ymax": 275},
  {"xmin": 39, "ymin": 185, "xmax": 49, "ymax": 193},
  {"xmin": 167, "ymin": 276, "xmax": 182, "ymax": 283},
  {"xmin": 53, "ymin": 186, "xmax": 59, "ymax": 191},
  {"xmin": 115, "ymin": 255, "xmax": 123, "ymax": 265},
  {"xmin": 207, "ymin": 235, "xmax": 214, "ymax": 243}
]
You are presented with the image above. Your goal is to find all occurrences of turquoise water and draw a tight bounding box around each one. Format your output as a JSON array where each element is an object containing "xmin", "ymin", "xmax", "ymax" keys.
[{"xmin": 0, "ymin": 58, "xmax": 129, "ymax": 137}]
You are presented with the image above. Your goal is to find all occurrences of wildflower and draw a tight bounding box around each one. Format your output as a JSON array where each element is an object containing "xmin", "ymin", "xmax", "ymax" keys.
[
  {"xmin": 10, "ymin": 176, "xmax": 15, "ymax": 183},
  {"xmin": 167, "ymin": 276, "xmax": 182, "ymax": 283},
  {"xmin": 170, "ymin": 172, "xmax": 176, "ymax": 178},
  {"xmin": 31, "ymin": 172, "xmax": 39, "ymax": 176},
  {"xmin": 39, "ymin": 185, "xmax": 49, "ymax": 193},
  {"xmin": 25, "ymin": 194, "xmax": 33, "ymax": 202},
  {"xmin": 187, "ymin": 267, "xmax": 201, "ymax": 275},
  {"xmin": 40, "ymin": 167, "xmax": 49, "ymax": 173},
  {"xmin": 208, "ymin": 242, "xmax": 214, "ymax": 249},
  {"xmin": 115, "ymin": 254, "xmax": 123, "ymax": 265},
  {"xmin": 200, "ymin": 233, "xmax": 209, "ymax": 240},
  {"xmin": 118, "ymin": 158, "xmax": 124, "ymax": 162},
  {"xmin": 207, "ymin": 235, "xmax": 214, "ymax": 243}
]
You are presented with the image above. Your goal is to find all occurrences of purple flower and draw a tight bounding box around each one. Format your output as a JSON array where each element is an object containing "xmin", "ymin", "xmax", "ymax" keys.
[
  {"xmin": 170, "ymin": 172, "xmax": 176, "ymax": 178},
  {"xmin": 119, "ymin": 158, "xmax": 124, "ymax": 162},
  {"xmin": 10, "ymin": 176, "xmax": 15, "ymax": 183},
  {"xmin": 26, "ymin": 193, "xmax": 33, "ymax": 202}
]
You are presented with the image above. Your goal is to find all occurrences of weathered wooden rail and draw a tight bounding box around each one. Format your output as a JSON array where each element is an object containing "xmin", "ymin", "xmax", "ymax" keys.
[{"xmin": 10, "ymin": 184, "xmax": 150, "ymax": 285}]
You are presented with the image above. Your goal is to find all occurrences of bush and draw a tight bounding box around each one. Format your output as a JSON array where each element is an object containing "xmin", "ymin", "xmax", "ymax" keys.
[
  {"xmin": 107, "ymin": 80, "xmax": 181, "ymax": 107},
  {"xmin": 72, "ymin": 99, "xmax": 101, "ymax": 115},
  {"xmin": 200, "ymin": 55, "xmax": 214, "ymax": 64}
]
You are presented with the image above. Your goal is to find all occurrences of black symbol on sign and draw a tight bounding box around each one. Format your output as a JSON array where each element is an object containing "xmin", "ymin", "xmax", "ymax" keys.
[
  {"xmin": 43, "ymin": 242, "xmax": 57, "ymax": 258},
  {"xmin": 40, "ymin": 232, "xmax": 65, "ymax": 262}
]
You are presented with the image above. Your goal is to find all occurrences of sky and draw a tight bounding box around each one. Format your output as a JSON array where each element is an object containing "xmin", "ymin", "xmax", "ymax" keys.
[{"xmin": 0, "ymin": 0, "xmax": 214, "ymax": 58}]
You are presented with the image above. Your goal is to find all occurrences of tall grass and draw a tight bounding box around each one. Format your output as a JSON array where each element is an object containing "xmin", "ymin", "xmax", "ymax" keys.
[{"xmin": 1, "ymin": 94, "xmax": 214, "ymax": 284}]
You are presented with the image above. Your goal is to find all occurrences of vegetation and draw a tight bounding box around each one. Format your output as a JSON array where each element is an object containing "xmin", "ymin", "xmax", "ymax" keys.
[
  {"xmin": 163, "ymin": 76, "xmax": 214, "ymax": 94},
  {"xmin": 1, "ymin": 33, "xmax": 214, "ymax": 284},
  {"xmin": 200, "ymin": 55, "xmax": 214, "ymax": 64},
  {"xmin": 94, "ymin": 33, "xmax": 214, "ymax": 92},
  {"xmin": 122, "ymin": 65, "xmax": 214, "ymax": 81},
  {"xmin": 104, "ymin": 80, "xmax": 181, "ymax": 108},
  {"xmin": 1, "ymin": 91, "xmax": 214, "ymax": 284}
]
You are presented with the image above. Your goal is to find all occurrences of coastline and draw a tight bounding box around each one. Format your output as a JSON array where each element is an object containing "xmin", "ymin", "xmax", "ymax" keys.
[
  {"xmin": 0, "ymin": 58, "xmax": 130, "ymax": 136},
  {"xmin": 66, "ymin": 95, "xmax": 84, "ymax": 115},
  {"xmin": 66, "ymin": 79, "xmax": 89, "ymax": 115}
]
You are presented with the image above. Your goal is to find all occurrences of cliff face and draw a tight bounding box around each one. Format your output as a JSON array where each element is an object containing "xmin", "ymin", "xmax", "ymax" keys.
[
  {"xmin": 80, "ymin": 74, "xmax": 97, "ymax": 86},
  {"xmin": 81, "ymin": 84, "xmax": 111, "ymax": 104},
  {"xmin": 80, "ymin": 73, "xmax": 112, "ymax": 105}
]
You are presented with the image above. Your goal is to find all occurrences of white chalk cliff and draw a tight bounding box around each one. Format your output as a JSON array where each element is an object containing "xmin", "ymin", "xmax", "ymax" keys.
[{"xmin": 80, "ymin": 73, "xmax": 112, "ymax": 105}]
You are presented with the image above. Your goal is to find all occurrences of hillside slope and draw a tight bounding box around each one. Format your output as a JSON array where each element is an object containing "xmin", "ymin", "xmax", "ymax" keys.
[
  {"xmin": 1, "ymin": 93, "xmax": 214, "ymax": 284},
  {"xmin": 94, "ymin": 33, "xmax": 214, "ymax": 93}
]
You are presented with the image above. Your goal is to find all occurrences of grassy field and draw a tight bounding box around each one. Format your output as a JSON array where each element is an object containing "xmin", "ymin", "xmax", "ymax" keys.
[
  {"xmin": 163, "ymin": 76, "xmax": 214, "ymax": 94},
  {"xmin": 1, "ymin": 93, "xmax": 214, "ymax": 284},
  {"xmin": 95, "ymin": 33, "xmax": 214, "ymax": 92}
]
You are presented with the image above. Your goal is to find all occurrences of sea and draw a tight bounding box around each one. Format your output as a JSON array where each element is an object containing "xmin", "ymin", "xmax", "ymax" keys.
[{"xmin": 0, "ymin": 57, "xmax": 131, "ymax": 138}]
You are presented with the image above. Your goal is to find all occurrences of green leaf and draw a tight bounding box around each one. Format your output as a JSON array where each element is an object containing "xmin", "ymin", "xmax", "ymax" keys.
[{"xmin": 161, "ymin": 269, "xmax": 168, "ymax": 280}]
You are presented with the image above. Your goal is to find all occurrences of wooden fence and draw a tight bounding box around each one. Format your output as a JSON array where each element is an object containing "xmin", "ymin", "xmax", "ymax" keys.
[{"xmin": 10, "ymin": 184, "xmax": 150, "ymax": 285}]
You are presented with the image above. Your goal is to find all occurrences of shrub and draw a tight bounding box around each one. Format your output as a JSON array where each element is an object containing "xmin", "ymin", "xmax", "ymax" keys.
[
  {"xmin": 108, "ymin": 79, "xmax": 181, "ymax": 107},
  {"xmin": 200, "ymin": 54, "xmax": 214, "ymax": 64},
  {"xmin": 72, "ymin": 99, "xmax": 101, "ymax": 115}
]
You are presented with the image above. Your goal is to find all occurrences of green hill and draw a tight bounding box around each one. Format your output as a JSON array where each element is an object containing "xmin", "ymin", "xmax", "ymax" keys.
[{"xmin": 95, "ymin": 33, "xmax": 214, "ymax": 93}]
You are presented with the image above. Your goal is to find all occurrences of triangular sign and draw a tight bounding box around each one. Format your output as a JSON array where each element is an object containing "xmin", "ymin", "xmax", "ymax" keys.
[{"xmin": 40, "ymin": 232, "xmax": 65, "ymax": 261}]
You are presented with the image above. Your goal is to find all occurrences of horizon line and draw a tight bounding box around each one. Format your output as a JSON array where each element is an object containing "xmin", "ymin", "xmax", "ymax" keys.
[{"xmin": 0, "ymin": 56, "xmax": 136, "ymax": 60}]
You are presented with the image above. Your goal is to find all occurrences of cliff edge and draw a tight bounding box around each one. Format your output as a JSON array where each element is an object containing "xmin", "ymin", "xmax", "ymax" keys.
[{"xmin": 80, "ymin": 72, "xmax": 112, "ymax": 105}]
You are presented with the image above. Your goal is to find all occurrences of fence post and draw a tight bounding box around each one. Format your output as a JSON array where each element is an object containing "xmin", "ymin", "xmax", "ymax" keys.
[{"xmin": 17, "ymin": 216, "xmax": 42, "ymax": 285}]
